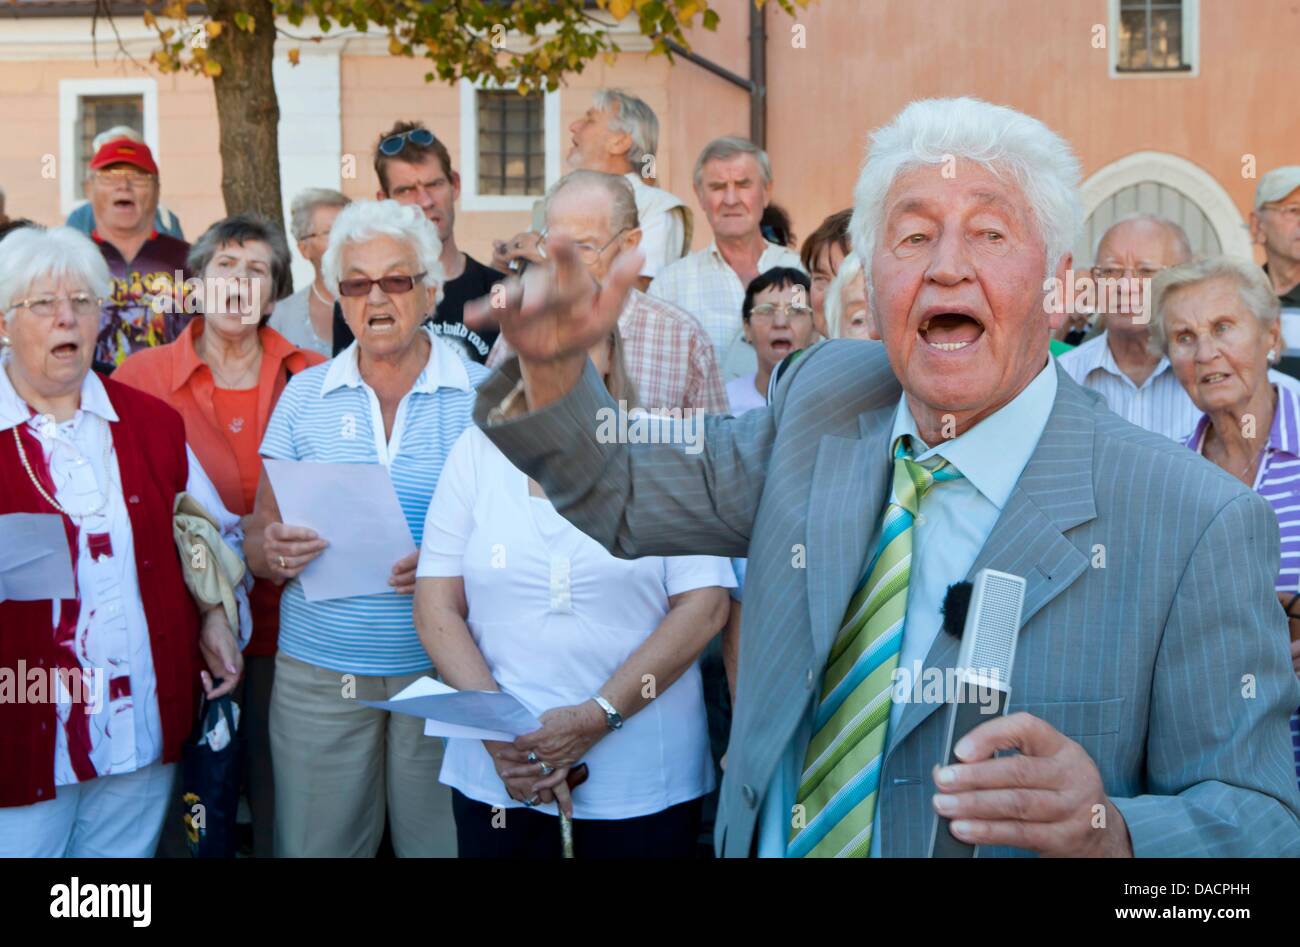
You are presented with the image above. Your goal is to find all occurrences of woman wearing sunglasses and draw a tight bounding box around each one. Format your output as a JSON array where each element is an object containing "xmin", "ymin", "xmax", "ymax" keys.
[{"xmin": 244, "ymin": 199, "xmax": 489, "ymax": 857}]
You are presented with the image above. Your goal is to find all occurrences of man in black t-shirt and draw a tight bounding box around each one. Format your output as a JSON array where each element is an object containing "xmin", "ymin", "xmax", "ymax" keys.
[{"xmin": 333, "ymin": 120, "xmax": 505, "ymax": 361}]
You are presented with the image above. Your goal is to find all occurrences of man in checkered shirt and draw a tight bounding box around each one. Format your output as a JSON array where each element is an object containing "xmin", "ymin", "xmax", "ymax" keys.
[
  {"xmin": 486, "ymin": 170, "xmax": 727, "ymax": 416},
  {"xmin": 648, "ymin": 137, "xmax": 805, "ymax": 383}
]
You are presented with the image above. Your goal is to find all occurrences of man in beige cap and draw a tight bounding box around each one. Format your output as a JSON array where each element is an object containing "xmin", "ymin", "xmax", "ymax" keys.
[{"xmin": 1251, "ymin": 166, "xmax": 1300, "ymax": 348}]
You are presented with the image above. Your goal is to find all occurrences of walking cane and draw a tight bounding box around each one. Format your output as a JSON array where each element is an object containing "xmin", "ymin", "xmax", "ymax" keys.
[{"xmin": 559, "ymin": 764, "xmax": 589, "ymax": 858}]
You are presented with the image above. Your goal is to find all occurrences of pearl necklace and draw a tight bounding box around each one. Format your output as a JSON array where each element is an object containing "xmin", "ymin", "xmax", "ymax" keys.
[{"xmin": 11, "ymin": 418, "xmax": 114, "ymax": 520}]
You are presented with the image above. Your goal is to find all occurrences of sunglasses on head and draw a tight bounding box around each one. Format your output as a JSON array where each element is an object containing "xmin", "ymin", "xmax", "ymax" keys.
[
  {"xmin": 379, "ymin": 128, "xmax": 436, "ymax": 156},
  {"xmin": 336, "ymin": 272, "xmax": 427, "ymax": 297}
]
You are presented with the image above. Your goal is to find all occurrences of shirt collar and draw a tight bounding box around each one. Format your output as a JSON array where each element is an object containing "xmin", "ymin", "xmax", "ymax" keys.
[
  {"xmin": 171, "ymin": 320, "xmax": 305, "ymax": 393},
  {"xmin": 1087, "ymin": 331, "xmax": 1175, "ymax": 389},
  {"xmin": 889, "ymin": 358, "xmax": 1058, "ymax": 511},
  {"xmin": 0, "ymin": 357, "xmax": 119, "ymax": 432},
  {"xmin": 1191, "ymin": 380, "xmax": 1300, "ymax": 458},
  {"xmin": 320, "ymin": 325, "xmax": 471, "ymax": 396},
  {"xmin": 706, "ymin": 239, "xmax": 784, "ymax": 266}
]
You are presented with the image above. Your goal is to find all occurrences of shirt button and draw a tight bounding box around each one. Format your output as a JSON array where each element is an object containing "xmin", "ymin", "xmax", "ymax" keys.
[
  {"xmin": 741, "ymin": 784, "xmax": 758, "ymax": 809},
  {"xmin": 915, "ymin": 513, "xmax": 927, "ymax": 526},
  {"xmin": 35, "ymin": 788, "xmax": 44, "ymax": 798}
]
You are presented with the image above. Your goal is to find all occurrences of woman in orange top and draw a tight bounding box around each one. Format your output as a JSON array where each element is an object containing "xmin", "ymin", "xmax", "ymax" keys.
[{"xmin": 115, "ymin": 214, "xmax": 326, "ymax": 857}]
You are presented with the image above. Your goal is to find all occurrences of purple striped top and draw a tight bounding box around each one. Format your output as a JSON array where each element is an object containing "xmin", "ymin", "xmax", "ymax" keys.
[{"xmin": 1186, "ymin": 382, "xmax": 1300, "ymax": 790}]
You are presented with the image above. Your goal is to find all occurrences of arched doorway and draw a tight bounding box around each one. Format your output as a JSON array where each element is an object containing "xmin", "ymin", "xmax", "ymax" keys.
[{"xmin": 1077, "ymin": 151, "xmax": 1250, "ymax": 264}]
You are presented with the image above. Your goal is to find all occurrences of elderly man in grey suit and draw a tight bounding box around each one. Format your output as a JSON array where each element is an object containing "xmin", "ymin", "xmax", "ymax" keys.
[{"xmin": 467, "ymin": 97, "xmax": 1300, "ymax": 857}]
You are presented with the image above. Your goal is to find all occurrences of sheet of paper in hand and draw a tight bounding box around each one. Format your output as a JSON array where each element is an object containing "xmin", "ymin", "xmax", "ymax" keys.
[
  {"xmin": 263, "ymin": 459, "xmax": 416, "ymax": 602},
  {"xmin": 362, "ymin": 676, "xmax": 543, "ymax": 742},
  {"xmin": 0, "ymin": 513, "xmax": 75, "ymax": 602}
]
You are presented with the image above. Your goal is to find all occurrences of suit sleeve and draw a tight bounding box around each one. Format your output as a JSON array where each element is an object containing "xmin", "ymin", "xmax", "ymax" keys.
[
  {"xmin": 1111, "ymin": 491, "xmax": 1300, "ymax": 856},
  {"xmin": 474, "ymin": 356, "xmax": 797, "ymax": 561}
]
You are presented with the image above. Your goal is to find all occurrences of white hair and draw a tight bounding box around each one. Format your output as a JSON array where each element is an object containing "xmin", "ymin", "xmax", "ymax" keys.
[
  {"xmin": 0, "ymin": 226, "xmax": 112, "ymax": 314},
  {"xmin": 290, "ymin": 188, "xmax": 351, "ymax": 242},
  {"xmin": 544, "ymin": 170, "xmax": 640, "ymax": 235},
  {"xmin": 825, "ymin": 253, "xmax": 866, "ymax": 339},
  {"xmin": 1148, "ymin": 255, "xmax": 1281, "ymax": 356},
  {"xmin": 1091, "ymin": 212, "xmax": 1193, "ymax": 266},
  {"xmin": 850, "ymin": 97, "xmax": 1082, "ymax": 286},
  {"xmin": 694, "ymin": 136, "xmax": 773, "ymax": 191},
  {"xmin": 321, "ymin": 199, "xmax": 444, "ymax": 305},
  {"xmin": 593, "ymin": 89, "xmax": 658, "ymax": 169}
]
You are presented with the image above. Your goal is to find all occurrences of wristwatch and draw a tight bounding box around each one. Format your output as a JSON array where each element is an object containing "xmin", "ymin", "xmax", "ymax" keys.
[{"xmin": 592, "ymin": 694, "xmax": 623, "ymax": 731}]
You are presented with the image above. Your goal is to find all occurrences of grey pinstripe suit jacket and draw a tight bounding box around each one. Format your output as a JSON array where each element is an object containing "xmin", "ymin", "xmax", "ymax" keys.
[{"xmin": 475, "ymin": 339, "xmax": 1300, "ymax": 857}]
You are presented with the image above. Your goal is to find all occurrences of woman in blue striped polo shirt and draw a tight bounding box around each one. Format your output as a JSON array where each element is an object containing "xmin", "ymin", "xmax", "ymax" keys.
[{"xmin": 246, "ymin": 200, "xmax": 489, "ymax": 856}]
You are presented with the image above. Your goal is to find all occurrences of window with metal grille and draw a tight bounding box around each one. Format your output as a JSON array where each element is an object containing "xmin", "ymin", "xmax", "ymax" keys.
[
  {"xmin": 476, "ymin": 89, "xmax": 545, "ymax": 196},
  {"xmin": 77, "ymin": 95, "xmax": 145, "ymax": 181},
  {"xmin": 1117, "ymin": 0, "xmax": 1190, "ymax": 72}
]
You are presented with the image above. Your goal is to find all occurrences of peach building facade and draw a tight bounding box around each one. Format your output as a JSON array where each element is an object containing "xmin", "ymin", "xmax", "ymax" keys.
[{"xmin": 1, "ymin": 0, "xmax": 1295, "ymax": 292}]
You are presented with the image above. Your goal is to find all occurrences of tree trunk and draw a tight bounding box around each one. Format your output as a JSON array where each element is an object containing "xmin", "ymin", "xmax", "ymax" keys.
[{"xmin": 207, "ymin": 0, "xmax": 282, "ymax": 223}]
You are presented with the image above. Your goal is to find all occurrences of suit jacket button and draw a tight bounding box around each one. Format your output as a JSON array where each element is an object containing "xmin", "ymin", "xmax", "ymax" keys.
[
  {"xmin": 805, "ymin": 667, "xmax": 815, "ymax": 689},
  {"xmin": 741, "ymin": 784, "xmax": 758, "ymax": 809}
]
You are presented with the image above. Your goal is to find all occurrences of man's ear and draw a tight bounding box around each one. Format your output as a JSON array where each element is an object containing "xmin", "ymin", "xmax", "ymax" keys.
[
  {"xmin": 621, "ymin": 227, "xmax": 642, "ymax": 252},
  {"xmin": 1249, "ymin": 211, "xmax": 1263, "ymax": 245},
  {"xmin": 1046, "ymin": 251, "xmax": 1074, "ymax": 333},
  {"xmin": 375, "ymin": 189, "xmax": 386, "ymax": 201},
  {"xmin": 607, "ymin": 132, "xmax": 633, "ymax": 160},
  {"xmin": 450, "ymin": 169, "xmax": 461, "ymax": 202}
]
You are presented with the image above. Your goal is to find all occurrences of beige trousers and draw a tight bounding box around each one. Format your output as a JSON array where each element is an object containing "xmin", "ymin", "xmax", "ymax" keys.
[{"xmin": 269, "ymin": 651, "xmax": 456, "ymax": 857}]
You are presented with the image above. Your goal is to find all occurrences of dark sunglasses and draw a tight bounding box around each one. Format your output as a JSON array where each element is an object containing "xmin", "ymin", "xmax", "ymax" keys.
[
  {"xmin": 336, "ymin": 272, "xmax": 427, "ymax": 297},
  {"xmin": 379, "ymin": 128, "xmax": 436, "ymax": 156}
]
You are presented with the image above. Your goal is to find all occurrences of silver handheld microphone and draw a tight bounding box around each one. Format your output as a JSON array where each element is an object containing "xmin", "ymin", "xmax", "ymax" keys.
[{"xmin": 928, "ymin": 567, "xmax": 1026, "ymax": 858}]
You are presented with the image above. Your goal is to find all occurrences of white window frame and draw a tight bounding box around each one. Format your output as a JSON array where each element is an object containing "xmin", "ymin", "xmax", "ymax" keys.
[
  {"xmin": 1109, "ymin": 0, "xmax": 1199, "ymax": 78},
  {"xmin": 458, "ymin": 78, "xmax": 561, "ymax": 212},
  {"xmin": 58, "ymin": 78, "xmax": 160, "ymax": 218}
]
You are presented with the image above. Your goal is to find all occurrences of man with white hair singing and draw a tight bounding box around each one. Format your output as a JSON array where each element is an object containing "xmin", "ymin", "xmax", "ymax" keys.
[
  {"xmin": 471, "ymin": 96, "xmax": 1300, "ymax": 857},
  {"xmin": 566, "ymin": 89, "xmax": 690, "ymax": 285}
]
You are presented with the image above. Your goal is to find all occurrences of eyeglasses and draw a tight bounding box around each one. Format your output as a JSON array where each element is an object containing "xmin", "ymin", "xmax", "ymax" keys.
[
  {"xmin": 336, "ymin": 272, "xmax": 427, "ymax": 297},
  {"xmin": 92, "ymin": 168, "xmax": 153, "ymax": 188},
  {"xmin": 1091, "ymin": 266, "xmax": 1163, "ymax": 281},
  {"xmin": 1261, "ymin": 204, "xmax": 1300, "ymax": 221},
  {"xmin": 749, "ymin": 303, "xmax": 814, "ymax": 323},
  {"xmin": 12, "ymin": 293, "xmax": 102, "ymax": 318},
  {"xmin": 537, "ymin": 228, "xmax": 629, "ymax": 266},
  {"xmin": 379, "ymin": 128, "xmax": 436, "ymax": 157}
]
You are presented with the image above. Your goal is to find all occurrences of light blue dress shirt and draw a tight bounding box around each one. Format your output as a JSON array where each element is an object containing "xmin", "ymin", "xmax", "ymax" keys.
[{"xmin": 755, "ymin": 359, "xmax": 1058, "ymax": 857}]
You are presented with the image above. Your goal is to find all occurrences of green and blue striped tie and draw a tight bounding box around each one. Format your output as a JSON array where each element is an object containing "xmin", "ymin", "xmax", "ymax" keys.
[{"xmin": 788, "ymin": 435, "xmax": 963, "ymax": 858}]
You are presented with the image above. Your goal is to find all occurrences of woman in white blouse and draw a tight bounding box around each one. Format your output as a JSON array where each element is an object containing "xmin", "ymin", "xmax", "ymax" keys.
[
  {"xmin": 415, "ymin": 329, "xmax": 733, "ymax": 858},
  {"xmin": 0, "ymin": 226, "xmax": 246, "ymax": 856}
]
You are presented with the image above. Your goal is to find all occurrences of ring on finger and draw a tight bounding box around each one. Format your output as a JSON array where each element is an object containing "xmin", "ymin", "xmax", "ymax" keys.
[
  {"xmin": 526, "ymin": 751, "xmax": 539, "ymax": 764},
  {"xmin": 278, "ymin": 555, "xmax": 286, "ymax": 569},
  {"xmin": 523, "ymin": 795, "xmax": 540, "ymax": 808},
  {"xmin": 538, "ymin": 761, "xmax": 554, "ymax": 776}
]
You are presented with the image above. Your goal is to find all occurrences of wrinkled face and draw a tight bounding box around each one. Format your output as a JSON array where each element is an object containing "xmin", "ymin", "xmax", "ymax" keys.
[
  {"xmin": 337, "ymin": 234, "xmax": 434, "ymax": 359},
  {"xmin": 86, "ymin": 163, "xmax": 158, "ymax": 236},
  {"xmin": 839, "ymin": 271, "xmax": 872, "ymax": 340},
  {"xmin": 382, "ymin": 155, "xmax": 458, "ymax": 243},
  {"xmin": 200, "ymin": 239, "xmax": 275, "ymax": 339},
  {"xmin": 1164, "ymin": 277, "xmax": 1280, "ymax": 415},
  {"xmin": 0, "ymin": 274, "xmax": 100, "ymax": 399},
  {"xmin": 697, "ymin": 154, "xmax": 769, "ymax": 242},
  {"xmin": 299, "ymin": 204, "xmax": 344, "ymax": 271},
  {"xmin": 810, "ymin": 240, "xmax": 847, "ymax": 323},
  {"xmin": 745, "ymin": 283, "xmax": 817, "ymax": 370},
  {"xmin": 868, "ymin": 161, "xmax": 1065, "ymax": 432},
  {"xmin": 1252, "ymin": 186, "xmax": 1300, "ymax": 264},
  {"xmin": 567, "ymin": 105, "xmax": 622, "ymax": 171},
  {"xmin": 544, "ymin": 186, "xmax": 638, "ymax": 284},
  {"xmin": 1091, "ymin": 218, "xmax": 1187, "ymax": 331}
]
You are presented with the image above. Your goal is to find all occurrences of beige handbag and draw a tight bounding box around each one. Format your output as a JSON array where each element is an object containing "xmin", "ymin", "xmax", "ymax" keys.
[{"xmin": 172, "ymin": 491, "xmax": 245, "ymax": 632}]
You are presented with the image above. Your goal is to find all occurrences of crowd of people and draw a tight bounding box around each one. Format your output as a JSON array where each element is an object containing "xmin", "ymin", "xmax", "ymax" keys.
[{"xmin": 0, "ymin": 86, "xmax": 1298, "ymax": 858}]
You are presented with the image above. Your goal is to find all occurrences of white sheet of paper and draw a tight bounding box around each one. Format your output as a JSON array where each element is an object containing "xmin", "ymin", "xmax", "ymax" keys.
[
  {"xmin": 360, "ymin": 677, "xmax": 542, "ymax": 741},
  {"xmin": 263, "ymin": 459, "xmax": 415, "ymax": 602},
  {"xmin": 0, "ymin": 513, "xmax": 75, "ymax": 602}
]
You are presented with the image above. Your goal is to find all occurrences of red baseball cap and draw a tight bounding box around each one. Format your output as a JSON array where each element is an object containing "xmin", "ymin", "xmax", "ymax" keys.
[{"xmin": 89, "ymin": 139, "xmax": 159, "ymax": 176}]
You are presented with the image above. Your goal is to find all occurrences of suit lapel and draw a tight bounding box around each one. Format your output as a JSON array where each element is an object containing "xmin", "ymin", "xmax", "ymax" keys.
[
  {"xmin": 806, "ymin": 407, "xmax": 895, "ymax": 660},
  {"xmin": 885, "ymin": 365, "xmax": 1099, "ymax": 756}
]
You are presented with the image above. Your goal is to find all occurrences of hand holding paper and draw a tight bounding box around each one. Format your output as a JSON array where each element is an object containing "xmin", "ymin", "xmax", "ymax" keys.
[{"xmin": 360, "ymin": 677, "xmax": 543, "ymax": 742}]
